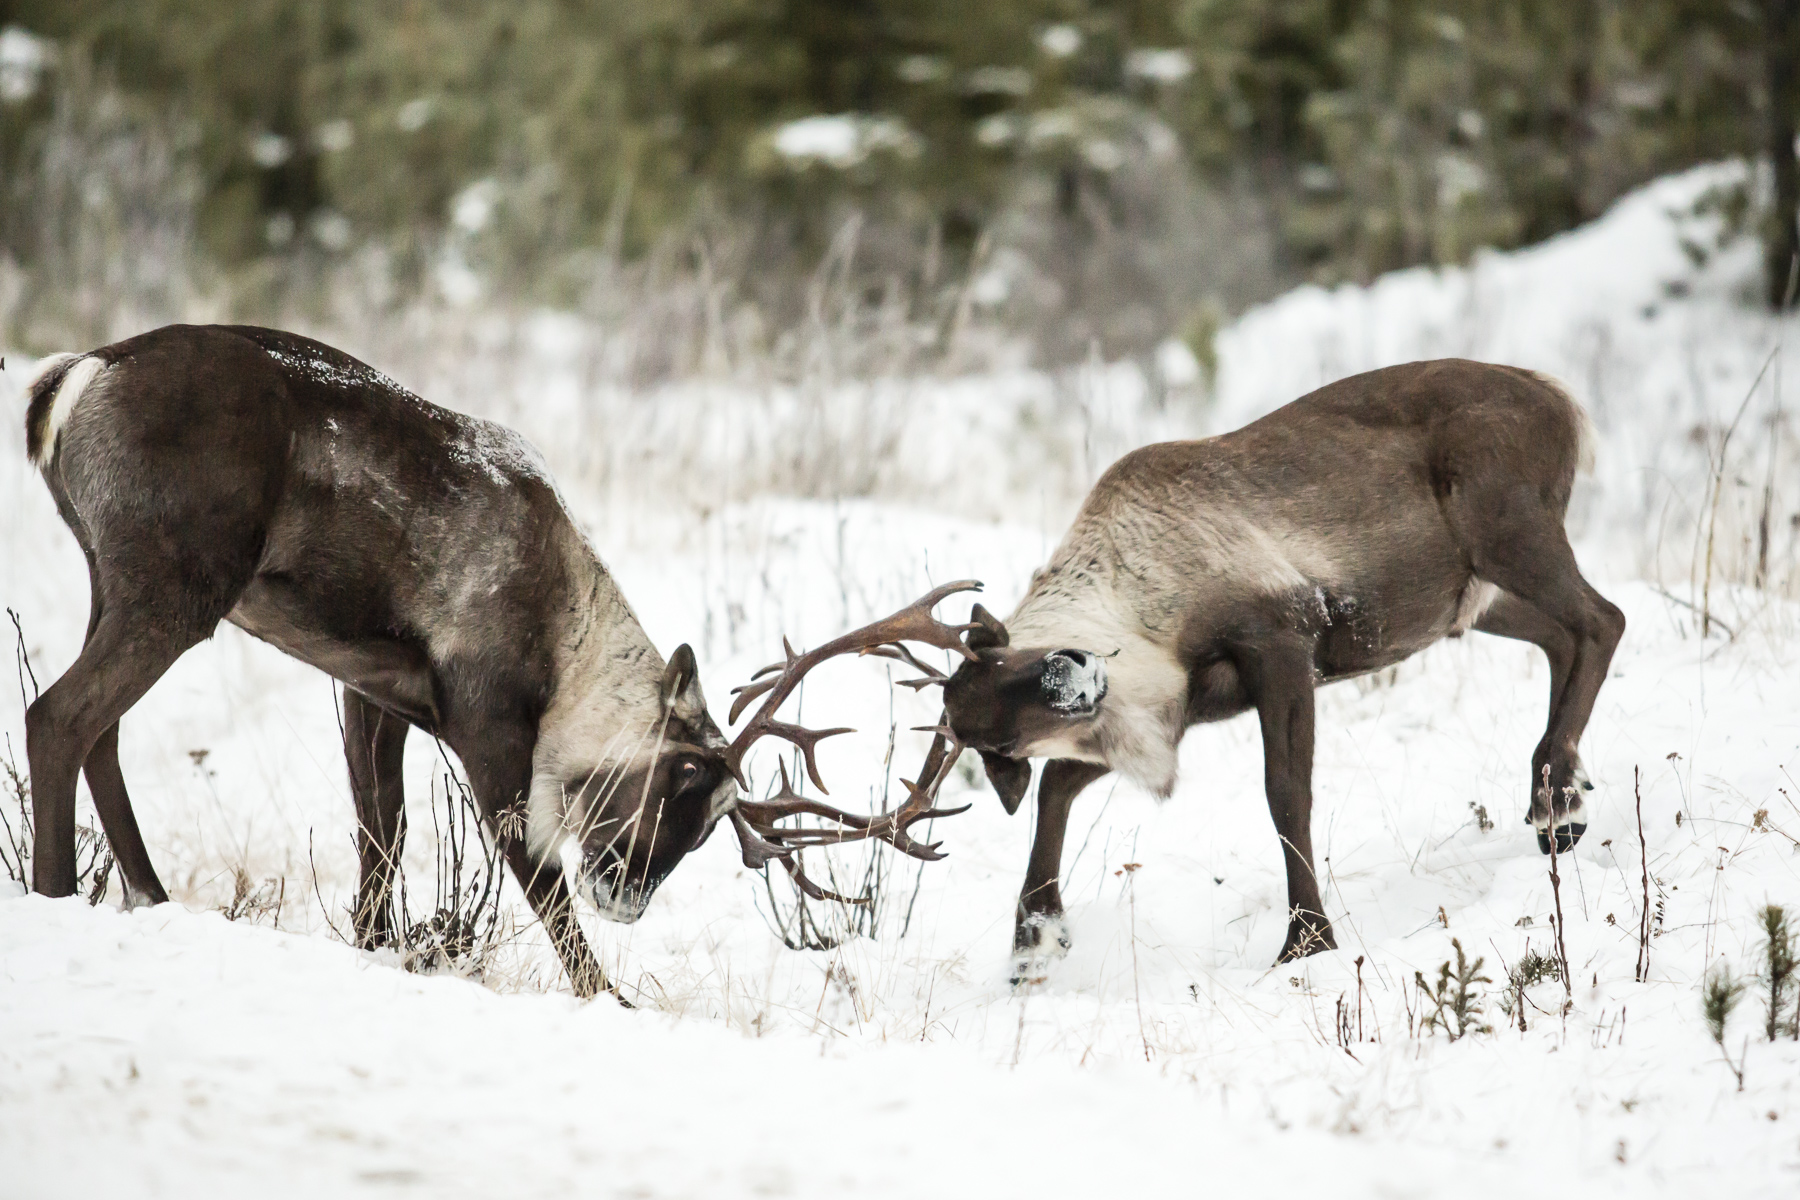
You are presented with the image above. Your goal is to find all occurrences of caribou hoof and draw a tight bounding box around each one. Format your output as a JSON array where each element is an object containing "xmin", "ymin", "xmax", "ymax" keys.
[
  {"xmin": 1537, "ymin": 823, "xmax": 1587, "ymax": 855},
  {"xmin": 119, "ymin": 882, "xmax": 166, "ymax": 912},
  {"xmin": 1010, "ymin": 912, "xmax": 1071, "ymax": 987}
]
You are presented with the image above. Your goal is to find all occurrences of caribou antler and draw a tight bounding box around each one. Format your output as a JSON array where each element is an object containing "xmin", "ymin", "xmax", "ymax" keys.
[{"xmin": 723, "ymin": 581, "xmax": 982, "ymax": 902}]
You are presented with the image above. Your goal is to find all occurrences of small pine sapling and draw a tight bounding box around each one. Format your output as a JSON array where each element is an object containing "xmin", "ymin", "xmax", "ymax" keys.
[
  {"xmin": 1416, "ymin": 938, "xmax": 1493, "ymax": 1041},
  {"xmin": 1510, "ymin": 948, "xmax": 1564, "ymax": 990},
  {"xmin": 1703, "ymin": 961, "xmax": 1748, "ymax": 1090},
  {"xmin": 1497, "ymin": 947, "xmax": 1563, "ymax": 1031},
  {"xmin": 1755, "ymin": 905, "xmax": 1797, "ymax": 1040}
]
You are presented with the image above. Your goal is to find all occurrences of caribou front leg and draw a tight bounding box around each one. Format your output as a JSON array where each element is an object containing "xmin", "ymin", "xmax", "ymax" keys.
[
  {"xmin": 457, "ymin": 723, "xmax": 611, "ymax": 999},
  {"xmin": 498, "ymin": 836, "xmax": 610, "ymax": 999},
  {"xmin": 1012, "ymin": 759, "xmax": 1108, "ymax": 985},
  {"xmin": 1236, "ymin": 632, "xmax": 1335, "ymax": 963}
]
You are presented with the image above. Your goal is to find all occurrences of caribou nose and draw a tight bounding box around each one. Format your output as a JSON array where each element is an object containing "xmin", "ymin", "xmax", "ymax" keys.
[{"xmin": 1041, "ymin": 648, "xmax": 1107, "ymax": 713}]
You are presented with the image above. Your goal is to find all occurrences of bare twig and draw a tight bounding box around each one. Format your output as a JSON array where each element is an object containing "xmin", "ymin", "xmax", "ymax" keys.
[
  {"xmin": 397, "ymin": 771, "xmax": 509, "ymax": 979},
  {"xmin": 220, "ymin": 866, "xmax": 285, "ymax": 925},
  {"xmin": 1635, "ymin": 766, "xmax": 1651, "ymax": 983},
  {"xmin": 1702, "ymin": 345, "xmax": 1778, "ymax": 637},
  {"xmin": 8, "ymin": 608, "xmax": 39, "ymax": 710},
  {"xmin": 307, "ymin": 828, "xmax": 350, "ymax": 944},
  {"xmin": 1540, "ymin": 765, "xmax": 1573, "ymax": 1011},
  {"xmin": 0, "ymin": 736, "xmax": 30, "ymax": 886},
  {"xmin": 1648, "ymin": 584, "xmax": 1737, "ymax": 639},
  {"xmin": 1118, "ymin": 859, "xmax": 1149, "ymax": 1061}
]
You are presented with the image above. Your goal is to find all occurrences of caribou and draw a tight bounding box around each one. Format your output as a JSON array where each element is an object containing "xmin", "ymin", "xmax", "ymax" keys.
[
  {"xmin": 19, "ymin": 324, "xmax": 971, "ymax": 996},
  {"xmin": 939, "ymin": 359, "xmax": 1625, "ymax": 978}
]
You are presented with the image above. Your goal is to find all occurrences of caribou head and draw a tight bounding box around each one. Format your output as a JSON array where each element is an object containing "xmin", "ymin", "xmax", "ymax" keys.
[
  {"xmin": 940, "ymin": 604, "xmax": 1115, "ymax": 814},
  {"xmin": 542, "ymin": 644, "xmax": 741, "ymax": 923},
  {"xmin": 550, "ymin": 581, "xmax": 990, "ymax": 920}
]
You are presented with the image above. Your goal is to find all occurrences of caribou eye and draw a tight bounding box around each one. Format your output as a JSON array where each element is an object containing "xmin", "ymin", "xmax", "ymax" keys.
[{"xmin": 676, "ymin": 761, "xmax": 702, "ymax": 788}]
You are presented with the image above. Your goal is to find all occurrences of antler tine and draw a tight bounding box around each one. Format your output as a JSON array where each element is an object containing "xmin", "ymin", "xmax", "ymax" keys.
[
  {"xmin": 851, "ymin": 579, "xmax": 987, "ymax": 664},
  {"xmin": 759, "ymin": 720, "xmax": 853, "ymax": 793},
  {"xmin": 723, "ymin": 581, "xmax": 982, "ymax": 785},
  {"xmin": 732, "ymin": 722, "xmax": 968, "ymax": 868},
  {"xmin": 728, "ymin": 809, "xmax": 792, "ymax": 870},
  {"xmin": 861, "ymin": 643, "xmax": 948, "ymax": 678},
  {"xmin": 862, "ymin": 643, "xmax": 951, "ymax": 691},
  {"xmin": 736, "ymin": 762, "xmax": 875, "ymax": 831},
  {"xmin": 841, "ymin": 725, "xmax": 971, "ymax": 860},
  {"xmin": 781, "ymin": 854, "xmax": 866, "ymax": 905},
  {"xmin": 726, "ymin": 675, "xmax": 779, "ymax": 723}
]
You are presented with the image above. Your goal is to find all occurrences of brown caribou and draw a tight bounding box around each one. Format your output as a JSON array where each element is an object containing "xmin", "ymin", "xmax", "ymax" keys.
[
  {"xmin": 18, "ymin": 324, "xmax": 970, "ymax": 995},
  {"xmin": 940, "ymin": 359, "xmax": 1624, "ymax": 978}
]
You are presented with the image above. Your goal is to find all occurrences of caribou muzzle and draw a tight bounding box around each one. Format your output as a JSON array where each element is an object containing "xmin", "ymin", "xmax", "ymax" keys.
[
  {"xmin": 1040, "ymin": 649, "xmax": 1107, "ymax": 713},
  {"xmin": 577, "ymin": 857, "xmax": 664, "ymax": 923},
  {"xmin": 942, "ymin": 635, "xmax": 1110, "ymax": 762}
]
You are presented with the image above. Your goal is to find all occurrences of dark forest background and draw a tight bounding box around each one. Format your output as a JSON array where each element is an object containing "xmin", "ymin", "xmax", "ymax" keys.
[{"xmin": 0, "ymin": 1, "xmax": 1794, "ymax": 373}]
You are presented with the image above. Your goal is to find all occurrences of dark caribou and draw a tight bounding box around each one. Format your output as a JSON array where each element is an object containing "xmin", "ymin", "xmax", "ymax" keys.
[{"xmin": 19, "ymin": 324, "xmax": 972, "ymax": 995}]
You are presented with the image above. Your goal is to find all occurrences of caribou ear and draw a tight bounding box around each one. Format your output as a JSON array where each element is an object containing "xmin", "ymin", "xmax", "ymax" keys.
[
  {"xmin": 659, "ymin": 644, "xmax": 707, "ymax": 723},
  {"xmin": 981, "ymin": 751, "xmax": 1031, "ymax": 815},
  {"xmin": 966, "ymin": 603, "xmax": 1010, "ymax": 652}
]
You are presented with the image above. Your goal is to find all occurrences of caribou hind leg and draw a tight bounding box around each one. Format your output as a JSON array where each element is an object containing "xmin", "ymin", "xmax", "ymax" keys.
[
  {"xmin": 1473, "ymin": 591, "xmax": 1592, "ymax": 849},
  {"xmin": 1460, "ymin": 522, "xmax": 1624, "ymax": 854},
  {"xmin": 344, "ymin": 688, "xmax": 410, "ymax": 949},
  {"xmin": 61, "ymin": 552, "xmax": 171, "ymax": 907},
  {"xmin": 1012, "ymin": 758, "xmax": 1107, "ymax": 985},
  {"xmin": 26, "ymin": 604, "xmax": 210, "ymax": 898},
  {"xmin": 81, "ymin": 721, "xmax": 169, "ymax": 906},
  {"xmin": 1474, "ymin": 593, "xmax": 1576, "ymax": 719}
]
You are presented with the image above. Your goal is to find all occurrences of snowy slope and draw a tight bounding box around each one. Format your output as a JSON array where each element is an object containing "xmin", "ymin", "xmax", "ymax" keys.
[
  {"xmin": 1213, "ymin": 163, "xmax": 1796, "ymax": 587},
  {"xmin": 3, "ymin": 167, "xmax": 1800, "ymax": 1197}
]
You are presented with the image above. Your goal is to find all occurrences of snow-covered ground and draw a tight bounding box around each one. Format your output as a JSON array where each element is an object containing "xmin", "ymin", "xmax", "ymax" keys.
[{"xmin": 3, "ymin": 166, "xmax": 1799, "ymax": 1198}]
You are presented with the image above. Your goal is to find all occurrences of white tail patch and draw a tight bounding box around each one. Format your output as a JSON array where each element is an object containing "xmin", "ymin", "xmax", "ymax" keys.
[
  {"xmin": 29, "ymin": 354, "xmax": 104, "ymax": 471},
  {"xmin": 1573, "ymin": 401, "xmax": 1598, "ymax": 476},
  {"xmin": 20, "ymin": 351, "xmax": 79, "ymax": 394},
  {"xmin": 1530, "ymin": 371, "xmax": 1597, "ymax": 476}
]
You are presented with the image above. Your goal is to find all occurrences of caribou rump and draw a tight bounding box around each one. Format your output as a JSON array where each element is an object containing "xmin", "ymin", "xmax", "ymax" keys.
[
  {"xmin": 942, "ymin": 359, "xmax": 1624, "ymax": 977},
  {"xmin": 18, "ymin": 324, "xmax": 966, "ymax": 996}
]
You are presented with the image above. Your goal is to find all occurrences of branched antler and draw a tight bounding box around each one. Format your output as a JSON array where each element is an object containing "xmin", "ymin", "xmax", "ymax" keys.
[{"xmin": 724, "ymin": 581, "xmax": 982, "ymax": 903}]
